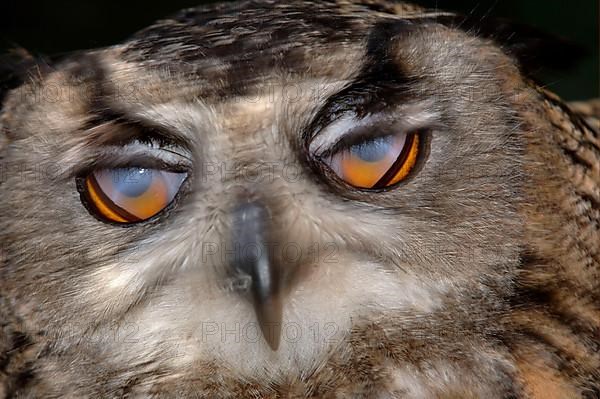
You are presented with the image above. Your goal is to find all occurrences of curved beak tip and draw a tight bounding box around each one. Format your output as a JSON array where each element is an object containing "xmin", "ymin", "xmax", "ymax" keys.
[
  {"xmin": 254, "ymin": 296, "xmax": 283, "ymax": 351},
  {"xmin": 260, "ymin": 321, "xmax": 282, "ymax": 351}
]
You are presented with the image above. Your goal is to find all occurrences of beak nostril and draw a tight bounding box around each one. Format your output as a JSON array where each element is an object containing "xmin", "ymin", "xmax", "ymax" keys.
[{"xmin": 230, "ymin": 201, "xmax": 282, "ymax": 351}]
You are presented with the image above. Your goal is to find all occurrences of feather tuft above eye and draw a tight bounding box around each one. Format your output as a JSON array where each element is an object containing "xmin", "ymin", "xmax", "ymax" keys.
[{"xmin": 429, "ymin": 14, "xmax": 586, "ymax": 74}]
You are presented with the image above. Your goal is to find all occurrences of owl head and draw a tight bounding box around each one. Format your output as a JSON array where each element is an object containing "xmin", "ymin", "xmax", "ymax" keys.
[{"xmin": 0, "ymin": 1, "xmax": 591, "ymax": 397}]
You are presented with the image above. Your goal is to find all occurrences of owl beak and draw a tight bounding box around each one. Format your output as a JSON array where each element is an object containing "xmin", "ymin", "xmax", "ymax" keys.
[{"xmin": 231, "ymin": 201, "xmax": 282, "ymax": 351}]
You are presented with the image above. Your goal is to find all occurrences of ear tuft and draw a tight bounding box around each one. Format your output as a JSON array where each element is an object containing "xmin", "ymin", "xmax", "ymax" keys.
[
  {"xmin": 0, "ymin": 47, "xmax": 41, "ymax": 152},
  {"xmin": 0, "ymin": 47, "xmax": 42, "ymax": 110},
  {"xmin": 431, "ymin": 14, "xmax": 586, "ymax": 75}
]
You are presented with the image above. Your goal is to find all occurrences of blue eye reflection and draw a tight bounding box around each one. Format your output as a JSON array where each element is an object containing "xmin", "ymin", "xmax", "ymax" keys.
[
  {"xmin": 350, "ymin": 136, "xmax": 393, "ymax": 162},
  {"xmin": 111, "ymin": 168, "xmax": 154, "ymax": 197}
]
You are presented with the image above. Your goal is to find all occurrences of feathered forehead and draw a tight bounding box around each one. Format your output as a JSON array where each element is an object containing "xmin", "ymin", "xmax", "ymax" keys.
[
  {"xmin": 115, "ymin": 0, "xmax": 579, "ymax": 95},
  {"xmin": 122, "ymin": 0, "xmax": 430, "ymax": 61},
  {"xmin": 115, "ymin": 1, "xmax": 440, "ymax": 101},
  {"xmin": 0, "ymin": 0, "xmax": 581, "ymax": 113}
]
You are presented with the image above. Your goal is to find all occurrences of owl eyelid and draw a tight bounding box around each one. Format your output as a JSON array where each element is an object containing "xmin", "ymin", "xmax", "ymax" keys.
[
  {"xmin": 121, "ymin": 141, "xmax": 193, "ymax": 164},
  {"xmin": 129, "ymin": 138, "xmax": 192, "ymax": 161},
  {"xmin": 310, "ymin": 114, "xmax": 406, "ymax": 158},
  {"xmin": 70, "ymin": 149, "xmax": 192, "ymax": 181},
  {"xmin": 309, "ymin": 104, "xmax": 438, "ymax": 158},
  {"xmin": 322, "ymin": 128, "xmax": 406, "ymax": 159}
]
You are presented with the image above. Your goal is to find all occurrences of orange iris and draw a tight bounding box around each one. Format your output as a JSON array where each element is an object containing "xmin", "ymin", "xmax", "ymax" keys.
[
  {"xmin": 326, "ymin": 132, "xmax": 419, "ymax": 189},
  {"xmin": 84, "ymin": 168, "xmax": 186, "ymax": 223}
]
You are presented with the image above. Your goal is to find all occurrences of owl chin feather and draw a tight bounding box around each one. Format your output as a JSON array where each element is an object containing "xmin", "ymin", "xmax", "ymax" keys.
[{"xmin": 0, "ymin": 1, "xmax": 597, "ymax": 398}]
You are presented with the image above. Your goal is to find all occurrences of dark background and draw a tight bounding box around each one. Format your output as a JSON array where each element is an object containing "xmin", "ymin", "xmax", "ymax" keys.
[{"xmin": 0, "ymin": 0, "xmax": 597, "ymax": 100}]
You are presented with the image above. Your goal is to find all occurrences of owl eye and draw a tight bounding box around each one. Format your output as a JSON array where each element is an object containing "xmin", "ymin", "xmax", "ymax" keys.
[
  {"xmin": 81, "ymin": 168, "xmax": 187, "ymax": 224},
  {"xmin": 322, "ymin": 131, "xmax": 420, "ymax": 189}
]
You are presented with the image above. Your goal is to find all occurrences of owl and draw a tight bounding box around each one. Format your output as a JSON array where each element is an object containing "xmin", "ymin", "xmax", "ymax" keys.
[{"xmin": 0, "ymin": 1, "xmax": 598, "ymax": 398}]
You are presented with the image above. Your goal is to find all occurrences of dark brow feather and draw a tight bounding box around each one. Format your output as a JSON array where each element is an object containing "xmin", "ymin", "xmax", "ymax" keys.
[{"xmin": 83, "ymin": 113, "xmax": 191, "ymax": 153}]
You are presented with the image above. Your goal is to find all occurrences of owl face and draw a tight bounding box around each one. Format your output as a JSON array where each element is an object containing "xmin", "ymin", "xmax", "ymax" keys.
[{"xmin": 0, "ymin": 1, "xmax": 531, "ymax": 396}]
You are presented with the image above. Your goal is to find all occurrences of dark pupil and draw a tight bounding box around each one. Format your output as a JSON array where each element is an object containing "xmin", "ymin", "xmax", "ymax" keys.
[
  {"xmin": 112, "ymin": 168, "xmax": 153, "ymax": 197},
  {"xmin": 350, "ymin": 135, "xmax": 393, "ymax": 162}
]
